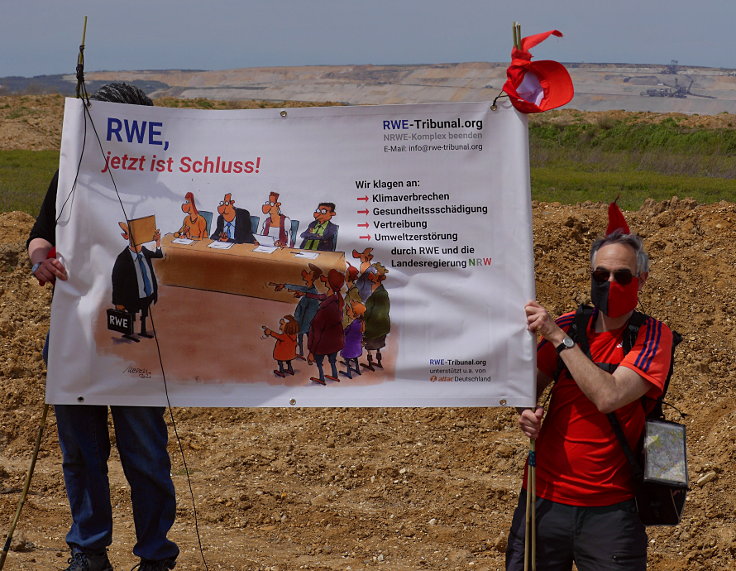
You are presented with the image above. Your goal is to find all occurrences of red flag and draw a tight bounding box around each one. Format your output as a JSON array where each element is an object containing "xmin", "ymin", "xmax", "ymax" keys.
[
  {"xmin": 607, "ymin": 200, "xmax": 630, "ymax": 235},
  {"xmin": 502, "ymin": 30, "xmax": 574, "ymax": 114}
]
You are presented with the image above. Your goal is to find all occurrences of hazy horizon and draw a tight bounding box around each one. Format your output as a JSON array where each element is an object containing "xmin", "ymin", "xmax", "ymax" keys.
[
  {"xmin": 4, "ymin": 59, "xmax": 736, "ymax": 80},
  {"xmin": 1, "ymin": 1, "xmax": 734, "ymax": 79}
]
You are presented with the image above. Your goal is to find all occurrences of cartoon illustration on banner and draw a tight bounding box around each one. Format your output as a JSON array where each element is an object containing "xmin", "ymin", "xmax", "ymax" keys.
[
  {"xmin": 101, "ymin": 188, "xmax": 391, "ymax": 388},
  {"xmin": 48, "ymin": 99, "xmax": 537, "ymax": 407}
]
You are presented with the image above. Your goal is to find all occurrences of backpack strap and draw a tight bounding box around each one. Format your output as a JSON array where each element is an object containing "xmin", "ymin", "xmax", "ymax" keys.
[
  {"xmin": 553, "ymin": 304, "xmax": 594, "ymax": 380},
  {"xmin": 647, "ymin": 329, "xmax": 682, "ymax": 420},
  {"xmin": 564, "ymin": 305, "xmax": 646, "ymax": 372},
  {"xmin": 607, "ymin": 411, "xmax": 644, "ymax": 481},
  {"xmin": 554, "ymin": 306, "xmax": 680, "ymax": 419},
  {"xmin": 573, "ymin": 305, "xmax": 593, "ymax": 357}
]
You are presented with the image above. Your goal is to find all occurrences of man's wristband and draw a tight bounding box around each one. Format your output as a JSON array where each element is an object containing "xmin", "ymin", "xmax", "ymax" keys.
[{"xmin": 31, "ymin": 261, "xmax": 42, "ymax": 275}]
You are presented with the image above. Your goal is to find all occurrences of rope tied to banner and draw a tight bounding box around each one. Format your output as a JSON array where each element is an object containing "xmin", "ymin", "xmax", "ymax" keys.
[{"xmin": 75, "ymin": 16, "xmax": 90, "ymax": 106}]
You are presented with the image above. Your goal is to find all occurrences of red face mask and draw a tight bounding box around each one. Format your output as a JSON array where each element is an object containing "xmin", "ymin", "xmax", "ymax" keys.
[{"xmin": 591, "ymin": 276, "xmax": 639, "ymax": 317}]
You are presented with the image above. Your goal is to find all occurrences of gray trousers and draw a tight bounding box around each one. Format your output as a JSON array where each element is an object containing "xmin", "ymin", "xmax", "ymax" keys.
[{"xmin": 506, "ymin": 489, "xmax": 647, "ymax": 571}]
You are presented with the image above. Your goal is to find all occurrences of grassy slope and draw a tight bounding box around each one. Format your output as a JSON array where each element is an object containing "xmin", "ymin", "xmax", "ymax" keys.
[
  {"xmin": 0, "ymin": 150, "xmax": 59, "ymax": 214},
  {"xmin": 528, "ymin": 110, "xmax": 736, "ymax": 209},
  {"xmin": 1, "ymin": 100, "xmax": 735, "ymax": 215}
]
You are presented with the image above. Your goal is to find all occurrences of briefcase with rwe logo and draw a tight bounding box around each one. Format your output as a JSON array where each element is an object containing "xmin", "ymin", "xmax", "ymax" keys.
[{"xmin": 106, "ymin": 308, "xmax": 134, "ymax": 335}]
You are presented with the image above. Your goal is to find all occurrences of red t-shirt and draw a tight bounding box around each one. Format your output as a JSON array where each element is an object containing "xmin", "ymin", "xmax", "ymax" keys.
[{"xmin": 530, "ymin": 309, "xmax": 673, "ymax": 506}]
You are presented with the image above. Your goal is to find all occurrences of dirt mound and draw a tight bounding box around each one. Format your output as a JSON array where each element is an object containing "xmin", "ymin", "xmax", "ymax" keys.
[
  {"xmin": 1, "ymin": 199, "xmax": 734, "ymax": 570},
  {"xmin": 0, "ymin": 95, "xmax": 65, "ymax": 151}
]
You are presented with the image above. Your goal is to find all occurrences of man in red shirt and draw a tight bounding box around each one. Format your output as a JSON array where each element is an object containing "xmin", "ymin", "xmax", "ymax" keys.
[{"xmin": 506, "ymin": 229, "xmax": 673, "ymax": 570}]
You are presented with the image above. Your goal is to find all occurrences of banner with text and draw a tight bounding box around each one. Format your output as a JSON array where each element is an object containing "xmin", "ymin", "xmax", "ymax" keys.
[{"xmin": 47, "ymin": 98, "xmax": 536, "ymax": 407}]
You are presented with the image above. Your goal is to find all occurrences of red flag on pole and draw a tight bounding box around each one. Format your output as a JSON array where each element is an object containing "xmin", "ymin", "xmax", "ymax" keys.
[{"xmin": 502, "ymin": 30, "xmax": 574, "ymax": 114}]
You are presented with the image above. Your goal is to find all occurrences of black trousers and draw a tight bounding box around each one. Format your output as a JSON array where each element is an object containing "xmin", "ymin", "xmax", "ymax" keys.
[{"xmin": 506, "ymin": 490, "xmax": 647, "ymax": 571}]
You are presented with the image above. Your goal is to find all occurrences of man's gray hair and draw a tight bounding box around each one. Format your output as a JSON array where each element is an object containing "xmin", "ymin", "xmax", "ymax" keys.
[{"xmin": 590, "ymin": 230, "xmax": 650, "ymax": 274}]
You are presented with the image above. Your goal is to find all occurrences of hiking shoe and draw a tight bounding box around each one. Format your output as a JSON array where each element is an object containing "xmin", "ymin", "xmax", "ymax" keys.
[
  {"xmin": 131, "ymin": 558, "xmax": 176, "ymax": 570},
  {"xmin": 64, "ymin": 550, "xmax": 113, "ymax": 571}
]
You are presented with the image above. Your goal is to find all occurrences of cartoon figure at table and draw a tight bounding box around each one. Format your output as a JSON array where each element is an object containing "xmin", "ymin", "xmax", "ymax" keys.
[
  {"xmin": 340, "ymin": 300, "xmax": 365, "ymax": 379},
  {"xmin": 173, "ymin": 191, "xmax": 208, "ymax": 240},
  {"xmin": 352, "ymin": 247, "xmax": 375, "ymax": 301},
  {"xmin": 256, "ymin": 191, "xmax": 292, "ymax": 247},
  {"xmin": 299, "ymin": 202, "xmax": 338, "ymax": 251},
  {"xmin": 270, "ymin": 263, "xmax": 323, "ymax": 360},
  {"xmin": 361, "ymin": 262, "xmax": 390, "ymax": 371},
  {"xmin": 210, "ymin": 192, "xmax": 255, "ymax": 244},
  {"xmin": 307, "ymin": 268, "xmax": 345, "ymax": 385},
  {"xmin": 261, "ymin": 314, "xmax": 299, "ymax": 378},
  {"xmin": 111, "ymin": 219, "xmax": 163, "ymax": 341}
]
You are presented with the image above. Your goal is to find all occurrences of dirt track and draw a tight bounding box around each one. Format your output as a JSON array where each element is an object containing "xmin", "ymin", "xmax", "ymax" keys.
[{"xmin": 2, "ymin": 196, "xmax": 735, "ymax": 570}]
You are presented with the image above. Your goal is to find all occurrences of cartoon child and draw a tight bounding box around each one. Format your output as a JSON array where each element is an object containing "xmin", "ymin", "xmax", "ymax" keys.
[
  {"xmin": 210, "ymin": 192, "xmax": 255, "ymax": 244},
  {"xmin": 299, "ymin": 202, "xmax": 338, "ymax": 251},
  {"xmin": 174, "ymin": 191, "xmax": 208, "ymax": 240},
  {"xmin": 340, "ymin": 301, "xmax": 365, "ymax": 379},
  {"xmin": 258, "ymin": 191, "xmax": 292, "ymax": 247},
  {"xmin": 262, "ymin": 315, "xmax": 299, "ymax": 377},
  {"xmin": 111, "ymin": 221, "xmax": 163, "ymax": 341},
  {"xmin": 362, "ymin": 262, "xmax": 390, "ymax": 371}
]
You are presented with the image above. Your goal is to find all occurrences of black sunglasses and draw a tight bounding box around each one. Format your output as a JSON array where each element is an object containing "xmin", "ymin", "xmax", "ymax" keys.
[{"xmin": 591, "ymin": 268, "xmax": 636, "ymax": 285}]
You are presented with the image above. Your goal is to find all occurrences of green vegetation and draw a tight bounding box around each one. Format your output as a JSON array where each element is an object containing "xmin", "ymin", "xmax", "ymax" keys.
[
  {"xmin": 531, "ymin": 165, "xmax": 736, "ymax": 210},
  {"xmin": 528, "ymin": 112, "xmax": 736, "ymax": 207},
  {"xmin": 0, "ymin": 150, "xmax": 58, "ymax": 215},
  {"xmin": 531, "ymin": 116, "xmax": 736, "ymax": 155}
]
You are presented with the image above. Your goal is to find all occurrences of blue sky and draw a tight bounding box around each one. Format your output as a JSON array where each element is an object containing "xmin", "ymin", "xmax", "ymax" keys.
[{"xmin": 1, "ymin": 1, "xmax": 734, "ymax": 77}]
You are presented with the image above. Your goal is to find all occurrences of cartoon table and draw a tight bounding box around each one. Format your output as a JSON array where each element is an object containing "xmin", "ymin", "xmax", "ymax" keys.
[{"xmin": 153, "ymin": 234, "xmax": 346, "ymax": 302}]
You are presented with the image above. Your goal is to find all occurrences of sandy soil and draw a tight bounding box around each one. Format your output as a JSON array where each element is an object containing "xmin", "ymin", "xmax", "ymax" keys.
[
  {"xmin": 1, "ymin": 96, "xmax": 735, "ymax": 569},
  {"xmin": 2, "ymin": 199, "xmax": 735, "ymax": 570}
]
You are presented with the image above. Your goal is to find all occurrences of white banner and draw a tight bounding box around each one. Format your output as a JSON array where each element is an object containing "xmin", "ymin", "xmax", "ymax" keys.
[{"xmin": 47, "ymin": 98, "xmax": 536, "ymax": 407}]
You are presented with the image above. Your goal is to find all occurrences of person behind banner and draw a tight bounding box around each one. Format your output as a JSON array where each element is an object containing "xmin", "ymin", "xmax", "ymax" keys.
[
  {"xmin": 505, "ymin": 224, "xmax": 674, "ymax": 571},
  {"xmin": 299, "ymin": 202, "xmax": 338, "ymax": 251},
  {"xmin": 210, "ymin": 192, "xmax": 255, "ymax": 244},
  {"xmin": 27, "ymin": 82, "xmax": 178, "ymax": 571}
]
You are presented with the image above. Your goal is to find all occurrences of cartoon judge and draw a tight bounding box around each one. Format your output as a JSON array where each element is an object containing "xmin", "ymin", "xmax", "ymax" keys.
[
  {"xmin": 210, "ymin": 192, "xmax": 255, "ymax": 244},
  {"xmin": 299, "ymin": 202, "xmax": 338, "ymax": 251}
]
